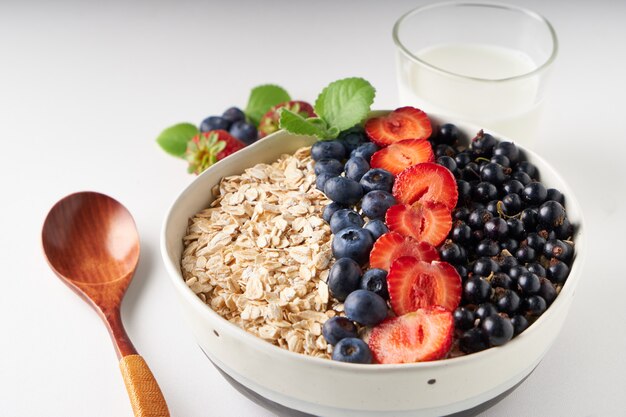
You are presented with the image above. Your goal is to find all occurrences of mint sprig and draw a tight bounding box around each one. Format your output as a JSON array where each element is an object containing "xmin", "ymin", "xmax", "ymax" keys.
[
  {"xmin": 156, "ymin": 123, "xmax": 198, "ymax": 158},
  {"xmin": 245, "ymin": 84, "xmax": 291, "ymax": 126},
  {"xmin": 279, "ymin": 77, "xmax": 375, "ymax": 140}
]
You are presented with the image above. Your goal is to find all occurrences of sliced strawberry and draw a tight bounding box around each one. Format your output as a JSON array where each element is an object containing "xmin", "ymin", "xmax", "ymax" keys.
[
  {"xmin": 186, "ymin": 130, "xmax": 245, "ymax": 175},
  {"xmin": 392, "ymin": 162, "xmax": 458, "ymax": 209},
  {"xmin": 369, "ymin": 232, "xmax": 439, "ymax": 271},
  {"xmin": 368, "ymin": 306, "xmax": 454, "ymax": 364},
  {"xmin": 365, "ymin": 107, "xmax": 432, "ymax": 146},
  {"xmin": 370, "ymin": 139, "xmax": 435, "ymax": 176},
  {"xmin": 258, "ymin": 100, "xmax": 316, "ymax": 138},
  {"xmin": 385, "ymin": 203, "xmax": 452, "ymax": 246},
  {"xmin": 387, "ymin": 257, "xmax": 462, "ymax": 315}
]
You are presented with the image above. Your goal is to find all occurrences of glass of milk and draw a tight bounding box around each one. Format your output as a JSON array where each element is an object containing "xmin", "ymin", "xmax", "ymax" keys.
[{"xmin": 393, "ymin": 2, "xmax": 558, "ymax": 147}]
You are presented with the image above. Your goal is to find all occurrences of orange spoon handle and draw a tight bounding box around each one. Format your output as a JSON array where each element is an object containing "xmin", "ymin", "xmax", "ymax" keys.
[{"xmin": 119, "ymin": 355, "xmax": 170, "ymax": 417}]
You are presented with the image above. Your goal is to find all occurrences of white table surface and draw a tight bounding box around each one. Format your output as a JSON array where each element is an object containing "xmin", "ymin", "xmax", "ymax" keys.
[{"xmin": 1, "ymin": 1, "xmax": 625, "ymax": 416}]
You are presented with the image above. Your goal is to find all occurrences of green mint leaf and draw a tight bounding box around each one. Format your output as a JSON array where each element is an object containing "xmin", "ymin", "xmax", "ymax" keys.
[
  {"xmin": 245, "ymin": 84, "xmax": 291, "ymax": 126},
  {"xmin": 314, "ymin": 77, "xmax": 376, "ymax": 132},
  {"xmin": 279, "ymin": 109, "xmax": 332, "ymax": 139},
  {"xmin": 156, "ymin": 123, "xmax": 198, "ymax": 158}
]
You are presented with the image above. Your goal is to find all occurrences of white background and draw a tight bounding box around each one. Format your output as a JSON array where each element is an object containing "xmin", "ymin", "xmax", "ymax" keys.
[{"xmin": 1, "ymin": 0, "xmax": 625, "ymax": 416}]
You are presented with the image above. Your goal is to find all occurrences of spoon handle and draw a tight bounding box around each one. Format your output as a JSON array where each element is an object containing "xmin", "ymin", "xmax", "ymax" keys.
[{"xmin": 119, "ymin": 355, "xmax": 170, "ymax": 417}]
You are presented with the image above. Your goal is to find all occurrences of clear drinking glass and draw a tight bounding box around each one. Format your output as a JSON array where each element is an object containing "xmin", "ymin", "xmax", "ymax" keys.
[{"xmin": 393, "ymin": 1, "xmax": 558, "ymax": 147}]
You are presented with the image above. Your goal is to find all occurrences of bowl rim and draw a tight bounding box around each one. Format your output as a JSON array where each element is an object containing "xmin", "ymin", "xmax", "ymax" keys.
[{"xmin": 160, "ymin": 114, "xmax": 586, "ymax": 371}]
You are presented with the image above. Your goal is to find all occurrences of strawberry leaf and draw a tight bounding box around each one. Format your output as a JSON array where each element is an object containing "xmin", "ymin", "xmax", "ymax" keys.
[
  {"xmin": 156, "ymin": 123, "xmax": 198, "ymax": 158},
  {"xmin": 279, "ymin": 109, "xmax": 333, "ymax": 139},
  {"xmin": 245, "ymin": 84, "xmax": 291, "ymax": 126},
  {"xmin": 315, "ymin": 77, "xmax": 376, "ymax": 132}
]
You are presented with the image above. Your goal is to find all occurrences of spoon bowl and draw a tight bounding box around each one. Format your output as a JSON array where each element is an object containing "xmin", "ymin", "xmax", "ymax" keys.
[{"xmin": 43, "ymin": 191, "xmax": 169, "ymax": 416}]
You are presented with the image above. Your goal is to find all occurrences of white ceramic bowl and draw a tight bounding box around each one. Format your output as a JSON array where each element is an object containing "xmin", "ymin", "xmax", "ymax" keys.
[{"xmin": 161, "ymin": 115, "xmax": 585, "ymax": 417}]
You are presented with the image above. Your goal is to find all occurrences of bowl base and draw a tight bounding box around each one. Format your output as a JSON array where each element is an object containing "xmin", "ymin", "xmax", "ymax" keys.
[{"xmin": 200, "ymin": 346, "xmax": 536, "ymax": 417}]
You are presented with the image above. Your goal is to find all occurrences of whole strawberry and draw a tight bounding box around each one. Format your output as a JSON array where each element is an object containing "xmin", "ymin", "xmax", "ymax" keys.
[
  {"xmin": 185, "ymin": 130, "xmax": 245, "ymax": 175},
  {"xmin": 258, "ymin": 100, "xmax": 316, "ymax": 138}
]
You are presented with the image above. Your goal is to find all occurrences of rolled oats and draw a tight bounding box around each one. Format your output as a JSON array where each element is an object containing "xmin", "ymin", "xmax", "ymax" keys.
[{"xmin": 181, "ymin": 147, "xmax": 341, "ymax": 358}]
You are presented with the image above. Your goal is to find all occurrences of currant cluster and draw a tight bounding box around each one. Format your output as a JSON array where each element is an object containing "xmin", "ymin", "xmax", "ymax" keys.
[{"xmin": 432, "ymin": 126, "xmax": 575, "ymax": 353}]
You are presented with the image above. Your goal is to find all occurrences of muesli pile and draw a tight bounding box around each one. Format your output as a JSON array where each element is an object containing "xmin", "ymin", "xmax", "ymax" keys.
[{"xmin": 181, "ymin": 148, "xmax": 340, "ymax": 358}]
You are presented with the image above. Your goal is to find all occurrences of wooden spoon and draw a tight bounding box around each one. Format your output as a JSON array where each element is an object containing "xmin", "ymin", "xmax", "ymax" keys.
[{"xmin": 42, "ymin": 191, "xmax": 169, "ymax": 417}]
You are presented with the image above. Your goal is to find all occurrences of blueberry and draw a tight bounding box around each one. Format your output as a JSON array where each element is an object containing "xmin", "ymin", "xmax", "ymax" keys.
[
  {"xmin": 351, "ymin": 142, "xmax": 379, "ymax": 162},
  {"xmin": 316, "ymin": 173, "xmax": 336, "ymax": 191},
  {"xmin": 200, "ymin": 115, "xmax": 231, "ymax": 132},
  {"xmin": 344, "ymin": 289, "xmax": 388, "ymax": 325},
  {"xmin": 329, "ymin": 209, "xmax": 364, "ymax": 234},
  {"xmin": 311, "ymin": 140, "xmax": 346, "ymax": 161},
  {"xmin": 360, "ymin": 268, "xmax": 389, "ymax": 299},
  {"xmin": 363, "ymin": 219, "xmax": 389, "ymax": 240},
  {"xmin": 344, "ymin": 156, "xmax": 370, "ymax": 181},
  {"xmin": 361, "ymin": 190, "xmax": 396, "ymax": 219},
  {"xmin": 328, "ymin": 258, "xmax": 362, "ymax": 301},
  {"xmin": 314, "ymin": 159, "xmax": 344, "ymax": 176},
  {"xmin": 322, "ymin": 317, "xmax": 358, "ymax": 345},
  {"xmin": 338, "ymin": 127, "xmax": 367, "ymax": 152},
  {"xmin": 323, "ymin": 202, "xmax": 347, "ymax": 223},
  {"xmin": 359, "ymin": 169, "xmax": 394, "ymax": 193},
  {"xmin": 332, "ymin": 227, "xmax": 374, "ymax": 265},
  {"xmin": 324, "ymin": 177, "xmax": 364, "ymax": 206},
  {"xmin": 222, "ymin": 107, "xmax": 246, "ymax": 123},
  {"xmin": 481, "ymin": 314, "xmax": 514, "ymax": 346},
  {"xmin": 331, "ymin": 337, "xmax": 373, "ymax": 364},
  {"xmin": 229, "ymin": 121, "xmax": 258, "ymax": 144}
]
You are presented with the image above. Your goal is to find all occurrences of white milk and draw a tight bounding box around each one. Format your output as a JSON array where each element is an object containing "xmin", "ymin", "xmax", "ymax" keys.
[{"xmin": 396, "ymin": 43, "xmax": 543, "ymax": 145}]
